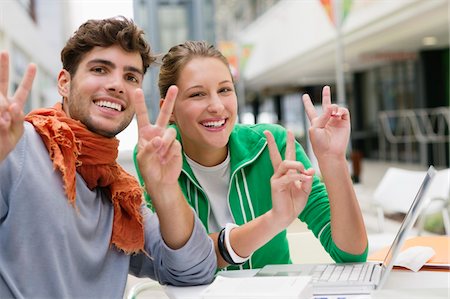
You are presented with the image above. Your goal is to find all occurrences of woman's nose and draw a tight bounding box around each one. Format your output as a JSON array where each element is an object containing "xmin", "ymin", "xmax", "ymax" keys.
[{"xmin": 207, "ymin": 93, "xmax": 225, "ymax": 113}]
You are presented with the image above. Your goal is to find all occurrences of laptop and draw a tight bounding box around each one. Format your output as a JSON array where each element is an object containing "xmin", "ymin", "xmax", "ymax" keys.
[{"xmin": 256, "ymin": 165, "xmax": 437, "ymax": 295}]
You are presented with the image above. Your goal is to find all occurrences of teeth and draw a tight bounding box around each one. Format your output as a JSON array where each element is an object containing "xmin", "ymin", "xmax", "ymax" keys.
[
  {"xmin": 203, "ymin": 119, "xmax": 225, "ymax": 128},
  {"xmin": 95, "ymin": 100, "xmax": 122, "ymax": 111}
]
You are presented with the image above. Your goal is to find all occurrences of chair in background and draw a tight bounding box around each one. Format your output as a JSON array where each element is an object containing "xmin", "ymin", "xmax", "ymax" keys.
[
  {"xmin": 370, "ymin": 167, "xmax": 449, "ymax": 235},
  {"xmin": 371, "ymin": 167, "xmax": 427, "ymax": 233},
  {"xmin": 416, "ymin": 168, "xmax": 450, "ymax": 235},
  {"xmin": 125, "ymin": 276, "xmax": 167, "ymax": 299}
]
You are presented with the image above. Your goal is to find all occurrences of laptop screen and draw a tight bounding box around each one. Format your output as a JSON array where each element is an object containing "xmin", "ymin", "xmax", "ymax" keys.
[{"xmin": 378, "ymin": 166, "xmax": 436, "ymax": 288}]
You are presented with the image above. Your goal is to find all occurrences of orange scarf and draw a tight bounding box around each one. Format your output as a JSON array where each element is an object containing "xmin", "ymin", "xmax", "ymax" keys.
[{"xmin": 25, "ymin": 103, "xmax": 144, "ymax": 254}]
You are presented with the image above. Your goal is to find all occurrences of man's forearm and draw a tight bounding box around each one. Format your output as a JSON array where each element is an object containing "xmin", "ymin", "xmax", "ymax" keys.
[{"xmin": 148, "ymin": 182, "xmax": 194, "ymax": 249}]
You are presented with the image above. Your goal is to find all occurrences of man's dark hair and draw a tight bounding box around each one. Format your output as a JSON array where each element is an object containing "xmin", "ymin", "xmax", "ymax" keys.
[{"xmin": 61, "ymin": 16, "xmax": 154, "ymax": 76}]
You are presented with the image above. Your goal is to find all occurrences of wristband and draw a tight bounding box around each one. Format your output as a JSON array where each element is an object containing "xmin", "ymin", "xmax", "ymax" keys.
[
  {"xmin": 217, "ymin": 228, "xmax": 235, "ymax": 265},
  {"xmin": 224, "ymin": 223, "xmax": 251, "ymax": 264}
]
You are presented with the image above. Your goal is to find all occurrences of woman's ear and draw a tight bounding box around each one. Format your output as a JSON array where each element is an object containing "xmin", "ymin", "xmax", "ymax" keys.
[
  {"xmin": 57, "ymin": 70, "xmax": 70, "ymax": 97},
  {"xmin": 160, "ymin": 98, "xmax": 176, "ymax": 123}
]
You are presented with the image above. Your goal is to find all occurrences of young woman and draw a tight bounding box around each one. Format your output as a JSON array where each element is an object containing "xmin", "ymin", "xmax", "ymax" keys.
[{"xmin": 134, "ymin": 41, "xmax": 368, "ymax": 270}]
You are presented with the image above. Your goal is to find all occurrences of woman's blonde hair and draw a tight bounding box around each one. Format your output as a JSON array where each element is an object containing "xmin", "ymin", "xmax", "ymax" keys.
[{"xmin": 158, "ymin": 40, "xmax": 232, "ymax": 98}]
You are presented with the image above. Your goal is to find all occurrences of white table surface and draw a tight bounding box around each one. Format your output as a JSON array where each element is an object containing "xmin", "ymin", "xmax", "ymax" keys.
[{"xmin": 164, "ymin": 268, "xmax": 450, "ymax": 299}]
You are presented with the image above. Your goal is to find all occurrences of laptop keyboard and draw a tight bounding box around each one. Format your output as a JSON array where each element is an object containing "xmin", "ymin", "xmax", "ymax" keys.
[{"xmin": 312, "ymin": 264, "xmax": 373, "ymax": 283}]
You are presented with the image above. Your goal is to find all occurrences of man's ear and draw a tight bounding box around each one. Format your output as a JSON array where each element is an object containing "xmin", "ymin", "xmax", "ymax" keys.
[
  {"xmin": 160, "ymin": 98, "xmax": 176, "ymax": 123},
  {"xmin": 57, "ymin": 70, "xmax": 70, "ymax": 97}
]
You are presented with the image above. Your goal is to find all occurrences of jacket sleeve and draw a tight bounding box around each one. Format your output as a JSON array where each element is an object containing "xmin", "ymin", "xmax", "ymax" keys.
[
  {"xmin": 295, "ymin": 142, "xmax": 368, "ymax": 262},
  {"xmin": 269, "ymin": 125, "xmax": 368, "ymax": 263},
  {"xmin": 129, "ymin": 205, "xmax": 216, "ymax": 286}
]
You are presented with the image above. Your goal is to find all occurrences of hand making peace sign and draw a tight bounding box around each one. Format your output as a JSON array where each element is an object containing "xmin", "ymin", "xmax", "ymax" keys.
[
  {"xmin": 133, "ymin": 85, "xmax": 182, "ymax": 194},
  {"xmin": 0, "ymin": 51, "xmax": 36, "ymax": 162},
  {"xmin": 264, "ymin": 130, "xmax": 314, "ymax": 228},
  {"xmin": 302, "ymin": 86, "xmax": 350, "ymax": 161}
]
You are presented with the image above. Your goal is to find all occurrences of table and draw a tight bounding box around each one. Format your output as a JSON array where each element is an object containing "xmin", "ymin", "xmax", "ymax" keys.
[{"xmin": 165, "ymin": 268, "xmax": 450, "ymax": 299}]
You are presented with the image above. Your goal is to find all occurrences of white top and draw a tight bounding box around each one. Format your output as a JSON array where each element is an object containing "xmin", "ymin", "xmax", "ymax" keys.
[{"xmin": 185, "ymin": 151, "xmax": 233, "ymax": 232}]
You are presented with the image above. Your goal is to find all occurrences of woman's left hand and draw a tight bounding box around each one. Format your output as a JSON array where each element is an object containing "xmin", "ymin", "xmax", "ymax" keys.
[{"xmin": 302, "ymin": 86, "xmax": 350, "ymax": 160}]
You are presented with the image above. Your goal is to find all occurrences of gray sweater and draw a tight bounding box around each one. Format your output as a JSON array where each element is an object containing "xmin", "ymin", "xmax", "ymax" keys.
[{"xmin": 0, "ymin": 122, "xmax": 216, "ymax": 299}]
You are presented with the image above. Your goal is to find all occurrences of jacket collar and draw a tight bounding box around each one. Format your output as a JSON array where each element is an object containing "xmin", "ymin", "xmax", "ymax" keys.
[{"xmin": 173, "ymin": 124, "xmax": 267, "ymax": 176}]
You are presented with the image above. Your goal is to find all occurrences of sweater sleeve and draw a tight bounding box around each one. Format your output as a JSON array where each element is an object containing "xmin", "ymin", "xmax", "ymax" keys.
[
  {"xmin": 129, "ymin": 205, "xmax": 216, "ymax": 286},
  {"xmin": 0, "ymin": 124, "xmax": 28, "ymax": 221}
]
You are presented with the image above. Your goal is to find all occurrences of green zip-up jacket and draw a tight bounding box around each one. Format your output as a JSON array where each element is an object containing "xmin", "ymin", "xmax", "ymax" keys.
[{"xmin": 134, "ymin": 123, "xmax": 368, "ymax": 270}]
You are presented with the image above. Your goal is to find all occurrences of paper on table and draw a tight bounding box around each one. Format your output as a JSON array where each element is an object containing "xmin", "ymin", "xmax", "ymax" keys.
[
  {"xmin": 395, "ymin": 246, "xmax": 436, "ymax": 272},
  {"xmin": 201, "ymin": 275, "xmax": 313, "ymax": 299},
  {"xmin": 368, "ymin": 236, "xmax": 449, "ymax": 270}
]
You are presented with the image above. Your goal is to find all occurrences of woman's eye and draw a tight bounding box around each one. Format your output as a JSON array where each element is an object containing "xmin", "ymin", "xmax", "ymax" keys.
[
  {"xmin": 220, "ymin": 87, "xmax": 233, "ymax": 93},
  {"xmin": 190, "ymin": 92, "xmax": 203, "ymax": 98}
]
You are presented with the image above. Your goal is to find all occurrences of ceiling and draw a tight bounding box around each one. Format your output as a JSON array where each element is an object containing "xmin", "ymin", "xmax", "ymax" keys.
[{"xmin": 239, "ymin": 0, "xmax": 449, "ymax": 91}]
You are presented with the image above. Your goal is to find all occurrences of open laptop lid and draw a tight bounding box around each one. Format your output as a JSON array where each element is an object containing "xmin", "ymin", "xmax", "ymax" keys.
[{"xmin": 377, "ymin": 165, "xmax": 436, "ymax": 289}]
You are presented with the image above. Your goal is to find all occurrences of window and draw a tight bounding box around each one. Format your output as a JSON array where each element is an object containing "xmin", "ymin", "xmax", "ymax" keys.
[{"xmin": 158, "ymin": 4, "xmax": 189, "ymax": 53}]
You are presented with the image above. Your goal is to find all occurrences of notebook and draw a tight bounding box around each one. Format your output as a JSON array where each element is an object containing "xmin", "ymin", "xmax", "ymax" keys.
[
  {"xmin": 256, "ymin": 165, "xmax": 437, "ymax": 295},
  {"xmin": 369, "ymin": 236, "xmax": 450, "ymax": 270}
]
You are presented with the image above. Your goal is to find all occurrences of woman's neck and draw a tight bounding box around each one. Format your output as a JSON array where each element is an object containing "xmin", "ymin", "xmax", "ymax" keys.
[{"xmin": 184, "ymin": 145, "xmax": 228, "ymax": 167}]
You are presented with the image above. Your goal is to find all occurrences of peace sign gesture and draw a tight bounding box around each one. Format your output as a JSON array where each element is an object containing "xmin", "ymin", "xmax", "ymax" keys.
[
  {"xmin": 264, "ymin": 130, "xmax": 314, "ymax": 229},
  {"xmin": 133, "ymin": 85, "xmax": 182, "ymax": 195},
  {"xmin": 0, "ymin": 51, "xmax": 36, "ymax": 162},
  {"xmin": 302, "ymin": 86, "xmax": 350, "ymax": 160}
]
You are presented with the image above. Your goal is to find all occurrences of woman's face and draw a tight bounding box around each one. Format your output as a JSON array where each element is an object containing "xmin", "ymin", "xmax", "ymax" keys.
[{"xmin": 171, "ymin": 57, "xmax": 237, "ymax": 166}]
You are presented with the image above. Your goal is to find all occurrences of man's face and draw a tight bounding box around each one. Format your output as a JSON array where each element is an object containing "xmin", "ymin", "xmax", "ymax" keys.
[{"xmin": 58, "ymin": 45, "xmax": 144, "ymax": 137}]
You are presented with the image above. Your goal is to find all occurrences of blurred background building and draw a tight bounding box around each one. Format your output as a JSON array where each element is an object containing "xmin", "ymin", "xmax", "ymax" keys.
[
  {"xmin": 132, "ymin": 0, "xmax": 449, "ymax": 169},
  {"xmin": 1, "ymin": 0, "xmax": 448, "ymax": 170},
  {"xmin": 232, "ymin": 0, "xmax": 449, "ymax": 170},
  {"xmin": 0, "ymin": 0, "xmax": 69, "ymax": 113},
  {"xmin": 1, "ymin": 1, "xmax": 449, "ymax": 288}
]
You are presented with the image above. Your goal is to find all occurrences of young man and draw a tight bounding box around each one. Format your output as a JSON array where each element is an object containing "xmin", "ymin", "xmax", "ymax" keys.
[{"xmin": 0, "ymin": 17, "xmax": 216, "ymax": 298}]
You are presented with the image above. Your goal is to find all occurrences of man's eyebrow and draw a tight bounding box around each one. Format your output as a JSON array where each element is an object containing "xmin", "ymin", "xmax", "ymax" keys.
[
  {"xmin": 87, "ymin": 59, "xmax": 143, "ymax": 75},
  {"xmin": 124, "ymin": 66, "xmax": 143, "ymax": 76},
  {"xmin": 87, "ymin": 59, "xmax": 114, "ymax": 68}
]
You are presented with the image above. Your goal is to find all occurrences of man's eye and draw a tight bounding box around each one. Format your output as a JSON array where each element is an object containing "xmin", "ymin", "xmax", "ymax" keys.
[
  {"xmin": 92, "ymin": 67, "xmax": 106, "ymax": 73},
  {"xmin": 127, "ymin": 75, "xmax": 138, "ymax": 83}
]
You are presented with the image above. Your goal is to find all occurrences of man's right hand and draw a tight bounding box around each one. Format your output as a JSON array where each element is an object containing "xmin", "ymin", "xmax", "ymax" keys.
[
  {"xmin": 133, "ymin": 85, "xmax": 182, "ymax": 193},
  {"xmin": 0, "ymin": 51, "xmax": 36, "ymax": 162}
]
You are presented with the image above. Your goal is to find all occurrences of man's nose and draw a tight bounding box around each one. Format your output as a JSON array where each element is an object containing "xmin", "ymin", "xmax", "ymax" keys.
[{"xmin": 106, "ymin": 73, "xmax": 125, "ymax": 94}]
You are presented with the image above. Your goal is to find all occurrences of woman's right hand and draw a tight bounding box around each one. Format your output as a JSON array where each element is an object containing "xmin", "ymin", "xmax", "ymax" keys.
[
  {"xmin": 214, "ymin": 131, "xmax": 314, "ymax": 267},
  {"xmin": 264, "ymin": 130, "xmax": 314, "ymax": 230},
  {"xmin": 0, "ymin": 51, "xmax": 36, "ymax": 162}
]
